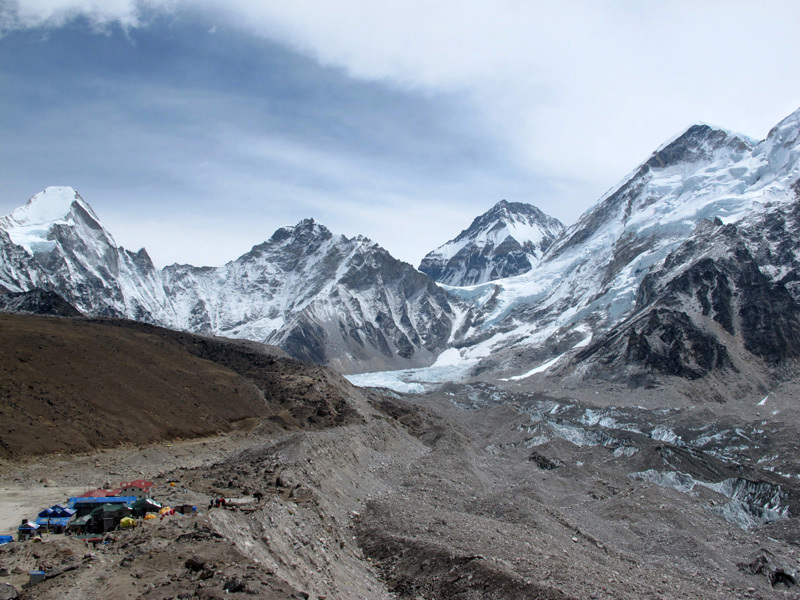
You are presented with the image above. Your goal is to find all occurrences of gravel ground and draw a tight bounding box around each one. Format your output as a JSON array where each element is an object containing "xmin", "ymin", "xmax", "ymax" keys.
[{"xmin": 1, "ymin": 381, "xmax": 799, "ymax": 599}]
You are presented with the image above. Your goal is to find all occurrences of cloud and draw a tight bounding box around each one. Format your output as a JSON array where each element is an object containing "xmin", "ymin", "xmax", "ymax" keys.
[
  {"xmin": 3, "ymin": 0, "xmax": 145, "ymax": 30},
  {"xmin": 0, "ymin": 14, "xmax": 540, "ymax": 267},
  {"xmin": 3, "ymin": 0, "xmax": 800, "ymax": 265},
  {"xmin": 7, "ymin": 1, "xmax": 800, "ymax": 189}
]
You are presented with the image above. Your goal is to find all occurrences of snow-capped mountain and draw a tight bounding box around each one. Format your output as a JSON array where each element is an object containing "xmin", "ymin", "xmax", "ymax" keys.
[
  {"xmin": 0, "ymin": 188, "xmax": 455, "ymax": 373},
  {"xmin": 571, "ymin": 207, "xmax": 800, "ymax": 389},
  {"xmin": 4, "ymin": 106, "xmax": 800, "ymax": 389},
  {"xmin": 449, "ymin": 107, "xmax": 800, "ymax": 387},
  {"xmin": 162, "ymin": 218, "xmax": 455, "ymax": 373},
  {"xmin": 418, "ymin": 200, "xmax": 565, "ymax": 286},
  {"xmin": 0, "ymin": 186, "xmax": 176, "ymax": 324}
]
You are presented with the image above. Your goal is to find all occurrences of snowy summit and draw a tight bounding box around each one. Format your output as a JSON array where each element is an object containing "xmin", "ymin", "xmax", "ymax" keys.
[
  {"xmin": 418, "ymin": 200, "xmax": 565, "ymax": 287},
  {"xmin": 0, "ymin": 186, "xmax": 104, "ymax": 254}
]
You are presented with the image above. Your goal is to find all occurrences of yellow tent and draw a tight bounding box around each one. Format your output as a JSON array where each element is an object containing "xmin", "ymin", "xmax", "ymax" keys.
[
  {"xmin": 120, "ymin": 517, "xmax": 136, "ymax": 528},
  {"xmin": 159, "ymin": 507, "xmax": 173, "ymax": 515},
  {"xmin": 143, "ymin": 513, "xmax": 156, "ymax": 521}
]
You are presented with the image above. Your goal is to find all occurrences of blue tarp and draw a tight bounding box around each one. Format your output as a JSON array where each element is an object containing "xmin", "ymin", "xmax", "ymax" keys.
[
  {"xmin": 67, "ymin": 496, "xmax": 136, "ymax": 507},
  {"xmin": 0, "ymin": 535, "xmax": 12, "ymax": 544},
  {"xmin": 34, "ymin": 517, "xmax": 72, "ymax": 528}
]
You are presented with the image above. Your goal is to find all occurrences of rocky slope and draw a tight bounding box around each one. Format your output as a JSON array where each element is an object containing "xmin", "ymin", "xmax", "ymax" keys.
[
  {"xmin": 0, "ymin": 288, "xmax": 82, "ymax": 317},
  {"xmin": 419, "ymin": 199, "xmax": 565, "ymax": 286},
  {"xmin": 570, "ymin": 207, "xmax": 800, "ymax": 388},
  {"xmin": 0, "ymin": 313, "xmax": 368, "ymax": 457}
]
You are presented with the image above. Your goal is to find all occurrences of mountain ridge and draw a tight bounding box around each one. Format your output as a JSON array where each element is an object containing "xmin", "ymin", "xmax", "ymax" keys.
[
  {"xmin": 0, "ymin": 189, "xmax": 456, "ymax": 373},
  {"xmin": 443, "ymin": 107, "xmax": 800, "ymax": 393},
  {"xmin": 0, "ymin": 312, "xmax": 368, "ymax": 457},
  {"xmin": 3, "ymin": 106, "xmax": 800, "ymax": 391}
]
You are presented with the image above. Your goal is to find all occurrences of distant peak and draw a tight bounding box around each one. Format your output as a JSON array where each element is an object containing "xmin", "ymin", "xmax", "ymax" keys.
[
  {"xmin": 6, "ymin": 186, "xmax": 82, "ymax": 224},
  {"xmin": 646, "ymin": 123, "xmax": 754, "ymax": 170},
  {"xmin": 489, "ymin": 199, "xmax": 527, "ymax": 213},
  {"xmin": 475, "ymin": 200, "xmax": 563, "ymax": 232},
  {"xmin": 292, "ymin": 217, "xmax": 333, "ymax": 236},
  {"xmin": 0, "ymin": 186, "xmax": 109, "ymax": 254},
  {"xmin": 269, "ymin": 217, "xmax": 332, "ymax": 245},
  {"xmin": 1, "ymin": 186, "xmax": 103, "ymax": 229},
  {"xmin": 296, "ymin": 217, "xmax": 318, "ymax": 229},
  {"xmin": 487, "ymin": 199, "xmax": 523, "ymax": 217},
  {"xmin": 43, "ymin": 185, "xmax": 78, "ymax": 195}
]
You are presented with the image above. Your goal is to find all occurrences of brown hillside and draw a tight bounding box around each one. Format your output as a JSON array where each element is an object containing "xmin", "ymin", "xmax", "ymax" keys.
[{"xmin": 0, "ymin": 314, "xmax": 363, "ymax": 458}]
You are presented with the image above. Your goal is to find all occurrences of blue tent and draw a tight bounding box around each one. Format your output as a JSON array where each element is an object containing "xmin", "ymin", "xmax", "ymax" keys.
[
  {"xmin": 34, "ymin": 516, "xmax": 73, "ymax": 528},
  {"xmin": 38, "ymin": 505, "xmax": 75, "ymax": 519},
  {"xmin": 35, "ymin": 504, "xmax": 77, "ymax": 531}
]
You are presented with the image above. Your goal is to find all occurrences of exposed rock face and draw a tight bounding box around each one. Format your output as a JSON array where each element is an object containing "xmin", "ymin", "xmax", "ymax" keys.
[
  {"xmin": 571, "ymin": 198, "xmax": 800, "ymax": 385},
  {"xmin": 0, "ymin": 288, "xmax": 82, "ymax": 317},
  {"xmin": 0, "ymin": 187, "xmax": 175, "ymax": 325},
  {"xmin": 454, "ymin": 108, "xmax": 800, "ymax": 388},
  {"xmin": 419, "ymin": 200, "xmax": 564, "ymax": 286},
  {"xmin": 163, "ymin": 218, "xmax": 455, "ymax": 373}
]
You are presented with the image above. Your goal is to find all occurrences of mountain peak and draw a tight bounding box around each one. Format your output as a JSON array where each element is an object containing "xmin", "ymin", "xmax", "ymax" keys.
[
  {"xmin": 419, "ymin": 200, "xmax": 565, "ymax": 286},
  {"xmin": 480, "ymin": 199, "xmax": 561, "ymax": 230},
  {"xmin": 0, "ymin": 186, "xmax": 106, "ymax": 254},
  {"xmin": 485, "ymin": 199, "xmax": 524, "ymax": 219},
  {"xmin": 646, "ymin": 123, "xmax": 754, "ymax": 170},
  {"xmin": 268, "ymin": 218, "xmax": 331, "ymax": 243},
  {"xmin": 3, "ymin": 186, "xmax": 89, "ymax": 225},
  {"xmin": 296, "ymin": 217, "xmax": 317, "ymax": 229}
]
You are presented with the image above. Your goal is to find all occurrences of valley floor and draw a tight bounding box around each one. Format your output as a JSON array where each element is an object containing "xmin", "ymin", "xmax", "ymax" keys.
[{"xmin": 1, "ymin": 382, "xmax": 799, "ymax": 599}]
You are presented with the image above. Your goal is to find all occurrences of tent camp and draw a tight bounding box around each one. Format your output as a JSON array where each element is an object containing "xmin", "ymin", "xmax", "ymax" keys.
[
  {"xmin": 130, "ymin": 498, "xmax": 162, "ymax": 517},
  {"xmin": 35, "ymin": 504, "xmax": 76, "ymax": 533},
  {"xmin": 69, "ymin": 515, "xmax": 92, "ymax": 534},
  {"xmin": 68, "ymin": 496, "xmax": 136, "ymax": 518},
  {"xmin": 70, "ymin": 503, "xmax": 134, "ymax": 534}
]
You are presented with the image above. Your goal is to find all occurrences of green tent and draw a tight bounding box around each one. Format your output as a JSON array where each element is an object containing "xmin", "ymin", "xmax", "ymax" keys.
[{"xmin": 130, "ymin": 498, "xmax": 162, "ymax": 516}]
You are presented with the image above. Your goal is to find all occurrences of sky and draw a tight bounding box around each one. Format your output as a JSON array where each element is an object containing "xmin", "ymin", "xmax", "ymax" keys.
[{"xmin": 1, "ymin": 1, "xmax": 800, "ymax": 268}]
